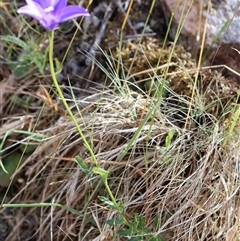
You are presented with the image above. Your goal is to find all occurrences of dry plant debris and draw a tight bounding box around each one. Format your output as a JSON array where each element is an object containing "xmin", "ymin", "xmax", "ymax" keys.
[{"xmin": 1, "ymin": 86, "xmax": 240, "ymax": 240}]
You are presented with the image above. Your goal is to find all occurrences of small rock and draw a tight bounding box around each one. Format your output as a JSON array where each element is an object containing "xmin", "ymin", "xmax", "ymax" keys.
[
  {"xmin": 161, "ymin": 0, "xmax": 202, "ymax": 55},
  {"xmin": 162, "ymin": 0, "xmax": 240, "ymax": 81}
]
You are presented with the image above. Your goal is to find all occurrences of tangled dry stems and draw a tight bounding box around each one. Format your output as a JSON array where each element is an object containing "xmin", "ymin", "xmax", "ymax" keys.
[{"xmin": 1, "ymin": 88, "xmax": 239, "ymax": 241}]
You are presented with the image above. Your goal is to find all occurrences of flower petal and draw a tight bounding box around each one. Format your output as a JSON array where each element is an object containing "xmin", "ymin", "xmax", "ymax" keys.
[
  {"xmin": 39, "ymin": 15, "xmax": 59, "ymax": 30},
  {"xmin": 17, "ymin": 1, "xmax": 90, "ymax": 31},
  {"xmin": 17, "ymin": 0, "xmax": 43, "ymax": 20},
  {"xmin": 29, "ymin": 0, "xmax": 48, "ymax": 9},
  {"xmin": 26, "ymin": 0, "xmax": 66, "ymax": 11},
  {"xmin": 50, "ymin": 0, "xmax": 66, "ymax": 8},
  {"xmin": 53, "ymin": 0, "xmax": 67, "ymax": 12},
  {"xmin": 59, "ymin": 6, "xmax": 89, "ymax": 23}
]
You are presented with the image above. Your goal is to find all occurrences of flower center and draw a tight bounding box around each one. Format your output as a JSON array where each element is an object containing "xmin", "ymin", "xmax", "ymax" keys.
[{"xmin": 44, "ymin": 6, "xmax": 54, "ymax": 13}]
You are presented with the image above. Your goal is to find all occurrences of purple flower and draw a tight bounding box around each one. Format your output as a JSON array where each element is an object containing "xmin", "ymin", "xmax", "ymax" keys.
[{"xmin": 17, "ymin": 0, "xmax": 90, "ymax": 30}]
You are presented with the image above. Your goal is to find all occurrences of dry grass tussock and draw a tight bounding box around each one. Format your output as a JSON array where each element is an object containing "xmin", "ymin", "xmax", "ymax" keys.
[{"xmin": 1, "ymin": 86, "xmax": 239, "ymax": 240}]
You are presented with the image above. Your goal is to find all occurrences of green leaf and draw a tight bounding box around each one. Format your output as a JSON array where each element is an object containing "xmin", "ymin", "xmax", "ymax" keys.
[
  {"xmin": 98, "ymin": 196, "xmax": 115, "ymax": 209},
  {"xmin": 0, "ymin": 153, "xmax": 22, "ymax": 187},
  {"xmin": 0, "ymin": 159, "xmax": 8, "ymax": 174},
  {"xmin": 118, "ymin": 198, "xmax": 125, "ymax": 213},
  {"xmin": 106, "ymin": 219, "xmax": 125, "ymax": 226},
  {"xmin": 75, "ymin": 155, "xmax": 90, "ymax": 174},
  {"xmin": 19, "ymin": 144, "xmax": 37, "ymax": 154},
  {"xmin": 92, "ymin": 167, "xmax": 109, "ymax": 183},
  {"xmin": 128, "ymin": 237, "xmax": 143, "ymax": 241},
  {"xmin": 153, "ymin": 216, "xmax": 162, "ymax": 230},
  {"xmin": 0, "ymin": 35, "xmax": 30, "ymax": 50},
  {"xmin": 10, "ymin": 61, "xmax": 31, "ymax": 77},
  {"xmin": 117, "ymin": 227, "xmax": 133, "ymax": 236},
  {"xmin": 165, "ymin": 129, "xmax": 175, "ymax": 149}
]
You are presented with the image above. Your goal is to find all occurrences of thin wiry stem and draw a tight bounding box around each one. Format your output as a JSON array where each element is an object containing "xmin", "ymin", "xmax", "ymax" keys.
[{"xmin": 48, "ymin": 31, "xmax": 98, "ymax": 166}]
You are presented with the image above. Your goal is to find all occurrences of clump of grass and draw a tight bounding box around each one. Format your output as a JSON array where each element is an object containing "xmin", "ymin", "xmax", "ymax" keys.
[{"xmin": 3, "ymin": 85, "xmax": 238, "ymax": 240}]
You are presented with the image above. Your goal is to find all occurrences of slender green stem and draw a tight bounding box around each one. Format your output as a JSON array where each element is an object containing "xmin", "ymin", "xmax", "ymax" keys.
[
  {"xmin": 48, "ymin": 31, "xmax": 98, "ymax": 166},
  {"xmin": 93, "ymin": 167, "xmax": 130, "ymax": 226},
  {"xmin": 49, "ymin": 31, "xmax": 126, "ymax": 223},
  {"xmin": 1, "ymin": 203, "xmax": 82, "ymax": 216},
  {"xmin": 105, "ymin": 182, "xmax": 130, "ymax": 226}
]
